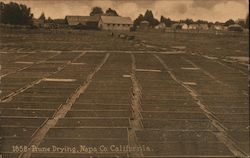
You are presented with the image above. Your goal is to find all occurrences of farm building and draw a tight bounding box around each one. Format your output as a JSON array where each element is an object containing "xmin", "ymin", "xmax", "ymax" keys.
[
  {"xmin": 155, "ymin": 22, "xmax": 166, "ymax": 29},
  {"xmin": 32, "ymin": 19, "xmax": 44, "ymax": 28},
  {"xmin": 65, "ymin": 16, "xmax": 100, "ymax": 29},
  {"xmin": 139, "ymin": 21, "xmax": 150, "ymax": 30},
  {"xmin": 199, "ymin": 24, "xmax": 209, "ymax": 30},
  {"xmin": 180, "ymin": 23, "xmax": 188, "ymax": 29},
  {"xmin": 228, "ymin": 24, "xmax": 243, "ymax": 32},
  {"xmin": 188, "ymin": 24, "xmax": 199, "ymax": 30},
  {"xmin": 98, "ymin": 16, "xmax": 133, "ymax": 31},
  {"xmin": 44, "ymin": 19, "xmax": 67, "ymax": 29},
  {"xmin": 171, "ymin": 23, "xmax": 183, "ymax": 30}
]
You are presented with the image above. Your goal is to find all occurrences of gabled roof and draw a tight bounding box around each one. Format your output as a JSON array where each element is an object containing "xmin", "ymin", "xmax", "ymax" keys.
[
  {"xmin": 65, "ymin": 16, "xmax": 100, "ymax": 25},
  {"xmin": 100, "ymin": 16, "xmax": 133, "ymax": 25}
]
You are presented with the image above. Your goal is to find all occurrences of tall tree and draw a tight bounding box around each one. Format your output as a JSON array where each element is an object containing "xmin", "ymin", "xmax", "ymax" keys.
[
  {"xmin": 39, "ymin": 12, "xmax": 45, "ymax": 21},
  {"xmin": 0, "ymin": 2, "xmax": 5, "ymax": 23},
  {"xmin": 160, "ymin": 16, "xmax": 172, "ymax": 27},
  {"xmin": 133, "ymin": 14, "xmax": 144, "ymax": 28},
  {"xmin": 196, "ymin": 19, "xmax": 208, "ymax": 24},
  {"xmin": 90, "ymin": 7, "xmax": 103, "ymax": 16},
  {"xmin": 185, "ymin": 18, "xmax": 194, "ymax": 25},
  {"xmin": 224, "ymin": 19, "xmax": 235, "ymax": 26},
  {"xmin": 143, "ymin": 10, "xmax": 159, "ymax": 27},
  {"xmin": 208, "ymin": 22, "xmax": 214, "ymax": 28},
  {"xmin": 0, "ymin": 2, "xmax": 33, "ymax": 25},
  {"xmin": 46, "ymin": 16, "xmax": 53, "ymax": 23},
  {"xmin": 106, "ymin": 8, "xmax": 118, "ymax": 16},
  {"xmin": 144, "ymin": 10, "xmax": 154, "ymax": 21}
]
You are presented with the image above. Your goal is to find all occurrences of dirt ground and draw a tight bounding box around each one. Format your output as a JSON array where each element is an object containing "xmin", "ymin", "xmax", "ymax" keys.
[{"xmin": 0, "ymin": 28, "xmax": 249, "ymax": 158}]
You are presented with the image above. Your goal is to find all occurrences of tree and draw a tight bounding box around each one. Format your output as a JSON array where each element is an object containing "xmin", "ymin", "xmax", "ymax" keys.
[
  {"xmin": 106, "ymin": 8, "xmax": 118, "ymax": 16},
  {"xmin": 224, "ymin": 19, "xmax": 235, "ymax": 26},
  {"xmin": 0, "ymin": 2, "xmax": 5, "ymax": 23},
  {"xmin": 183, "ymin": 18, "xmax": 194, "ymax": 25},
  {"xmin": 195, "ymin": 19, "xmax": 208, "ymax": 24},
  {"xmin": 0, "ymin": 2, "xmax": 33, "ymax": 25},
  {"xmin": 160, "ymin": 16, "xmax": 171, "ymax": 27},
  {"xmin": 46, "ymin": 17, "xmax": 53, "ymax": 23},
  {"xmin": 215, "ymin": 21, "xmax": 223, "ymax": 25},
  {"xmin": 133, "ymin": 14, "xmax": 144, "ymax": 28},
  {"xmin": 144, "ymin": 10, "xmax": 154, "ymax": 21},
  {"xmin": 208, "ymin": 22, "xmax": 214, "ymax": 28},
  {"xmin": 160, "ymin": 16, "xmax": 173, "ymax": 27},
  {"xmin": 90, "ymin": 7, "xmax": 103, "ymax": 16},
  {"xmin": 39, "ymin": 12, "xmax": 45, "ymax": 21},
  {"xmin": 143, "ymin": 10, "xmax": 159, "ymax": 27}
]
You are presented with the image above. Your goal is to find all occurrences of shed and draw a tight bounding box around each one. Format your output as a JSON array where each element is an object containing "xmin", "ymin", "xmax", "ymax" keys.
[{"xmin": 65, "ymin": 16, "xmax": 100, "ymax": 29}]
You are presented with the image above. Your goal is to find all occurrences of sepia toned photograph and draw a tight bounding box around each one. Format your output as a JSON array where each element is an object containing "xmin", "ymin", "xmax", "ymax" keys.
[{"xmin": 0, "ymin": 0, "xmax": 249, "ymax": 157}]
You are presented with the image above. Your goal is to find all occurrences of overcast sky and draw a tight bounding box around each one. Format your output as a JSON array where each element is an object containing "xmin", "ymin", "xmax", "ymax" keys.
[{"xmin": 2, "ymin": 0, "xmax": 249, "ymax": 22}]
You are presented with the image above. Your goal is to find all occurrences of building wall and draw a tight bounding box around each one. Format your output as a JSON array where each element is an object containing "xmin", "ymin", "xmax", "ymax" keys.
[
  {"xmin": 33, "ymin": 21, "xmax": 44, "ymax": 28},
  {"xmin": 99, "ymin": 21, "xmax": 132, "ymax": 31}
]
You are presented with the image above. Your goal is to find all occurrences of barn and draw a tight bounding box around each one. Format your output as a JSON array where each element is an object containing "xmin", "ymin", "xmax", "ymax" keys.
[
  {"xmin": 98, "ymin": 16, "xmax": 133, "ymax": 31},
  {"xmin": 65, "ymin": 16, "xmax": 100, "ymax": 29}
]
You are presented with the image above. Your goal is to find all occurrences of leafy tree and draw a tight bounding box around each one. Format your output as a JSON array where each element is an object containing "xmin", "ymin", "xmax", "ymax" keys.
[
  {"xmin": 143, "ymin": 10, "xmax": 159, "ymax": 27},
  {"xmin": 0, "ymin": 2, "xmax": 33, "ymax": 25},
  {"xmin": 161, "ymin": 16, "xmax": 173, "ymax": 27},
  {"xmin": 47, "ymin": 17, "xmax": 53, "ymax": 22},
  {"xmin": 180, "ymin": 18, "xmax": 194, "ymax": 25},
  {"xmin": 224, "ymin": 19, "xmax": 235, "ymax": 26},
  {"xmin": 144, "ymin": 10, "xmax": 154, "ymax": 21},
  {"xmin": 133, "ymin": 14, "xmax": 144, "ymax": 28},
  {"xmin": 106, "ymin": 8, "xmax": 118, "ymax": 16},
  {"xmin": 208, "ymin": 22, "xmax": 214, "ymax": 28},
  {"xmin": 39, "ymin": 12, "xmax": 45, "ymax": 21},
  {"xmin": 133, "ymin": 10, "xmax": 159, "ymax": 29},
  {"xmin": 90, "ymin": 7, "xmax": 103, "ymax": 16},
  {"xmin": 215, "ymin": 21, "xmax": 224, "ymax": 25},
  {"xmin": 195, "ymin": 19, "xmax": 208, "ymax": 24}
]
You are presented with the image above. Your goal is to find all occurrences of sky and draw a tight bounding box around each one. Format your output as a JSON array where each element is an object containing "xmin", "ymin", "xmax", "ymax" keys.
[{"xmin": 2, "ymin": 0, "xmax": 249, "ymax": 22}]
